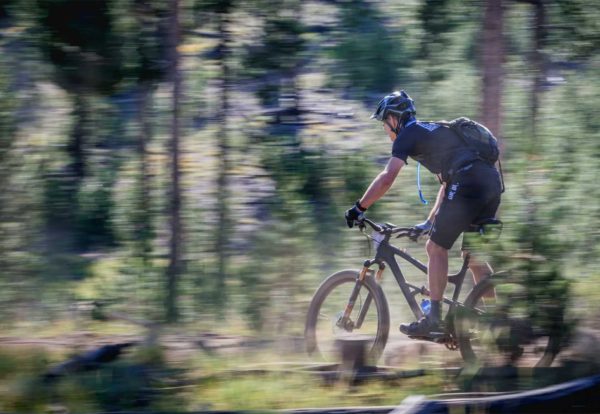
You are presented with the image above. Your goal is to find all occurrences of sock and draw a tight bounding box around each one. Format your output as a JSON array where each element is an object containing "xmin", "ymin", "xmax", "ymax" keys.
[{"xmin": 430, "ymin": 300, "xmax": 442, "ymax": 323}]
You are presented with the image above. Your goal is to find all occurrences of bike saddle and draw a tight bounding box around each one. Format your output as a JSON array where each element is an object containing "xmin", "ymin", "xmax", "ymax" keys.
[
  {"xmin": 474, "ymin": 218, "xmax": 502, "ymax": 226},
  {"xmin": 467, "ymin": 218, "xmax": 503, "ymax": 235}
]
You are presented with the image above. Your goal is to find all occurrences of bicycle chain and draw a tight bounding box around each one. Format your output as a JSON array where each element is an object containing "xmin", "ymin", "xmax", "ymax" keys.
[{"xmin": 444, "ymin": 337, "xmax": 459, "ymax": 351}]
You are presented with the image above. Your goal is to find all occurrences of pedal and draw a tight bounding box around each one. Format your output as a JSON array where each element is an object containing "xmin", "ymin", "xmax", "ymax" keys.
[
  {"xmin": 408, "ymin": 332, "xmax": 448, "ymax": 343},
  {"xmin": 433, "ymin": 335, "xmax": 451, "ymax": 344}
]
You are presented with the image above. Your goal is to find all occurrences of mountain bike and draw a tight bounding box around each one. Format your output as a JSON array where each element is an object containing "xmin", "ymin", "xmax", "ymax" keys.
[{"xmin": 304, "ymin": 217, "xmax": 562, "ymax": 367}]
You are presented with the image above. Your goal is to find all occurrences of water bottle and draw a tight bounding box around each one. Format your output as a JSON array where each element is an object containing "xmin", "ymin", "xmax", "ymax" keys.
[{"xmin": 420, "ymin": 298, "xmax": 431, "ymax": 316}]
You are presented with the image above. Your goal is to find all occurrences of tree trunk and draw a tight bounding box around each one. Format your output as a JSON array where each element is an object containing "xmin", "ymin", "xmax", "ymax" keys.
[
  {"xmin": 524, "ymin": 0, "xmax": 547, "ymax": 234},
  {"xmin": 136, "ymin": 82, "xmax": 154, "ymax": 278},
  {"xmin": 529, "ymin": 0, "xmax": 546, "ymax": 154},
  {"xmin": 69, "ymin": 91, "xmax": 87, "ymax": 181},
  {"xmin": 215, "ymin": 10, "xmax": 231, "ymax": 309},
  {"xmin": 480, "ymin": 0, "xmax": 505, "ymax": 138},
  {"xmin": 166, "ymin": 0, "xmax": 182, "ymax": 323}
]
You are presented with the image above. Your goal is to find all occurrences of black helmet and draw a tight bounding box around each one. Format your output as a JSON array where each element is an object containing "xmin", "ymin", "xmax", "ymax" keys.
[{"xmin": 370, "ymin": 90, "xmax": 416, "ymax": 122}]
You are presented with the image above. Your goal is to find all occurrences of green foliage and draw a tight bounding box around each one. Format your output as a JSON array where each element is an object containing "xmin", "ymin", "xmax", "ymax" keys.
[
  {"xmin": 191, "ymin": 370, "xmax": 444, "ymax": 411},
  {"xmin": 549, "ymin": 0, "xmax": 600, "ymax": 60},
  {"xmin": 41, "ymin": 163, "xmax": 118, "ymax": 252},
  {"xmin": 0, "ymin": 65, "xmax": 15, "ymax": 153},
  {"xmin": 34, "ymin": 0, "xmax": 170, "ymax": 91},
  {"xmin": 328, "ymin": 0, "xmax": 408, "ymax": 93},
  {"xmin": 75, "ymin": 172, "xmax": 117, "ymax": 249},
  {"xmin": 418, "ymin": 0, "xmax": 461, "ymax": 56},
  {"xmin": 228, "ymin": 131, "xmax": 376, "ymax": 330},
  {"xmin": 0, "ymin": 58, "xmax": 16, "ymax": 211},
  {"xmin": 0, "ymin": 348, "xmax": 49, "ymax": 381},
  {"xmin": 194, "ymin": 0, "xmax": 234, "ymax": 15},
  {"xmin": 0, "ymin": 347, "xmax": 51, "ymax": 412},
  {"xmin": 0, "ymin": 2, "xmax": 10, "ymax": 20},
  {"xmin": 244, "ymin": 14, "xmax": 305, "ymax": 72},
  {"xmin": 65, "ymin": 363, "xmax": 153, "ymax": 411},
  {"xmin": 112, "ymin": 0, "xmax": 171, "ymax": 84},
  {"xmin": 34, "ymin": 0, "xmax": 124, "ymax": 93},
  {"xmin": 0, "ymin": 345, "xmax": 182, "ymax": 413},
  {"xmin": 241, "ymin": 1, "xmax": 306, "ymax": 105},
  {"xmin": 417, "ymin": 0, "xmax": 477, "ymax": 81},
  {"xmin": 237, "ymin": 216, "xmax": 315, "ymax": 332}
]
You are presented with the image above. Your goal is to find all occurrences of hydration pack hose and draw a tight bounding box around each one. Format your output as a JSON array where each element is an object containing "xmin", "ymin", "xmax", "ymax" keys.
[{"xmin": 417, "ymin": 162, "xmax": 429, "ymax": 205}]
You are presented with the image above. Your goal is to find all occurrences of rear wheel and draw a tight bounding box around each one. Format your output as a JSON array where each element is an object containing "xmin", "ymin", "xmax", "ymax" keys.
[
  {"xmin": 305, "ymin": 270, "xmax": 390, "ymax": 363},
  {"xmin": 456, "ymin": 273, "xmax": 562, "ymax": 367}
]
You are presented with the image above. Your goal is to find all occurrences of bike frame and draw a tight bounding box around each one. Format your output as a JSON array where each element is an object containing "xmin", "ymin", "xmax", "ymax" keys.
[{"xmin": 345, "ymin": 229, "xmax": 472, "ymax": 331}]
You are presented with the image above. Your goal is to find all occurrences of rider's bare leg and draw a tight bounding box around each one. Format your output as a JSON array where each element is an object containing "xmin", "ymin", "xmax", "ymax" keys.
[
  {"xmin": 463, "ymin": 250, "xmax": 495, "ymax": 300},
  {"xmin": 426, "ymin": 239, "xmax": 448, "ymax": 321},
  {"xmin": 399, "ymin": 239, "xmax": 448, "ymax": 336}
]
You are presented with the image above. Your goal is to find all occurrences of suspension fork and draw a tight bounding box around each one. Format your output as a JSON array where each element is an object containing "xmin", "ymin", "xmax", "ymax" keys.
[
  {"xmin": 355, "ymin": 262, "xmax": 385, "ymax": 329},
  {"xmin": 339, "ymin": 261, "xmax": 386, "ymax": 330}
]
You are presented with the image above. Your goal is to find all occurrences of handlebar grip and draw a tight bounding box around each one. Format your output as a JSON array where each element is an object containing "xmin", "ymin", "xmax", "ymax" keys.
[{"xmin": 362, "ymin": 218, "xmax": 383, "ymax": 232}]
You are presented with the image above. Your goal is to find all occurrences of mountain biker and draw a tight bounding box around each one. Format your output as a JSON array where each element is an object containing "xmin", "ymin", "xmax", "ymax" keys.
[{"xmin": 345, "ymin": 90, "xmax": 503, "ymax": 339}]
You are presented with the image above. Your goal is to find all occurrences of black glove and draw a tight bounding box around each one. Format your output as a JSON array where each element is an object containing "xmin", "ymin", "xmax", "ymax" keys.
[
  {"xmin": 409, "ymin": 219, "xmax": 432, "ymax": 241},
  {"xmin": 345, "ymin": 201, "xmax": 367, "ymax": 228}
]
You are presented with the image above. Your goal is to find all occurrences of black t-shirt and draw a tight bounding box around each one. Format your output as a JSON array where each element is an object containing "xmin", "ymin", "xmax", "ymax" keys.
[{"xmin": 391, "ymin": 120, "xmax": 478, "ymax": 182}]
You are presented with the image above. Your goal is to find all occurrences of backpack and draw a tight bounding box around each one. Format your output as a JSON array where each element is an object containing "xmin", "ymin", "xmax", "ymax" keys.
[
  {"xmin": 428, "ymin": 117, "xmax": 505, "ymax": 194},
  {"xmin": 447, "ymin": 117, "xmax": 500, "ymax": 164}
]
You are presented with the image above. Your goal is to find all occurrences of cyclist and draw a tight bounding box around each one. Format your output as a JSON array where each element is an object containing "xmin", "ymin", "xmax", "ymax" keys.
[{"xmin": 345, "ymin": 90, "xmax": 503, "ymax": 339}]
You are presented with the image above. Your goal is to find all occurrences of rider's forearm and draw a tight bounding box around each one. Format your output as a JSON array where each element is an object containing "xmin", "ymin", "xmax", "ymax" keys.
[
  {"xmin": 427, "ymin": 184, "xmax": 446, "ymax": 222},
  {"xmin": 359, "ymin": 171, "xmax": 396, "ymax": 209},
  {"xmin": 358, "ymin": 158, "xmax": 404, "ymax": 209}
]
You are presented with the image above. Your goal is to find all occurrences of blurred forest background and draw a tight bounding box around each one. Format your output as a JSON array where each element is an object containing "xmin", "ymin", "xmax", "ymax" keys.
[
  {"xmin": 0, "ymin": 0, "xmax": 599, "ymax": 409},
  {"xmin": 1, "ymin": 0, "xmax": 599, "ymax": 335}
]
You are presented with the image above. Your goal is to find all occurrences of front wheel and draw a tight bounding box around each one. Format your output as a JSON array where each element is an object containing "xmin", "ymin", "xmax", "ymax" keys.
[
  {"xmin": 305, "ymin": 270, "xmax": 390, "ymax": 363},
  {"xmin": 456, "ymin": 273, "xmax": 562, "ymax": 367}
]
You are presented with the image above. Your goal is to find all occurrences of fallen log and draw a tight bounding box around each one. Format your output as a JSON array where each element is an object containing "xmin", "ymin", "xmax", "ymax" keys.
[{"xmin": 43, "ymin": 342, "xmax": 136, "ymax": 382}]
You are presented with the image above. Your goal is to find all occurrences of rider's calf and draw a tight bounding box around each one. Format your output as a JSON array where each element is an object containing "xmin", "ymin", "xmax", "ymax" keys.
[{"xmin": 425, "ymin": 239, "xmax": 449, "ymax": 302}]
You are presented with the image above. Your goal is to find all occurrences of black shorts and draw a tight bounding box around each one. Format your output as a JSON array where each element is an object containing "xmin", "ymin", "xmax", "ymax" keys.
[{"xmin": 429, "ymin": 161, "xmax": 502, "ymax": 250}]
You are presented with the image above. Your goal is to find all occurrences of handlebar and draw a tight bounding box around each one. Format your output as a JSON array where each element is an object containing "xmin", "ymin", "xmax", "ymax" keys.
[{"xmin": 358, "ymin": 217, "xmax": 417, "ymax": 239}]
